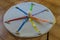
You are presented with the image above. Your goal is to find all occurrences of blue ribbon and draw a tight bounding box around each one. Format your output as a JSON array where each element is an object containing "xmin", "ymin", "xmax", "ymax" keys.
[
  {"xmin": 16, "ymin": 7, "xmax": 28, "ymax": 15},
  {"xmin": 17, "ymin": 18, "xmax": 28, "ymax": 32},
  {"xmin": 16, "ymin": 7, "xmax": 28, "ymax": 32},
  {"xmin": 32, "ymin": 9, "xmax": 47, "ymax": 16}
]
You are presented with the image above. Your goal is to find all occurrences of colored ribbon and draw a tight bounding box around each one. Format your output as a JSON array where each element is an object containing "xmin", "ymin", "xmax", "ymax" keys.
[
  {"xmin": 17, "ymin": 18, "xmax": 28, "ymax": 32},
  {"xmin": 16, "ymin": 7, "xmax": 28, "ymax": 32},
  {"xmin": 5, "ymin": 16, "xmax": 27, "ymax": 23},
  {"xmin": 29, "ymin": 18, "xmax": 40, "ymax": 32},
  {"xmin": 32, "ymin": 9, "xmax": 48, "ymax": 16},
  {"xmin": 30, "ymin": 16, "xmax": 49, "ymax": 23},
  {"xmin": 30, "ymin": 16, "xmax": 54, "ymax": 24},
  {"xmin": 5, "ymin": 7, "xmax": 28, "ymax": 24},
  {"xmin": 16, "ymin": 7, "xmax": 28, "ymax": 15},
  {"xmin": 29, "ymin": 3, "xmax": 40, "ymax": 32},
  {"xmin": 30, "ymin": 3, "xmax": 34, "ymax": 11}
]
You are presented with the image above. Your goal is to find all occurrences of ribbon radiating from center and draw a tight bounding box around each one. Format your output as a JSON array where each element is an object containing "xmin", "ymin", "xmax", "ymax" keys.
[{"xmin": 29, "ymin": 3, "xmax": 40, "ymax": 32}]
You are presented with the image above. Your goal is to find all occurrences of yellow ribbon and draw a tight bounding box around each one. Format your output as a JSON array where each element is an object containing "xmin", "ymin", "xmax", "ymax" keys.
[
  {"xmin": 29, "ymin": 18, "xmax": 40, "ymax": 32},
  {"xmin": 29, "ymin": 3, "xmax": 40, "ymax": 33}
]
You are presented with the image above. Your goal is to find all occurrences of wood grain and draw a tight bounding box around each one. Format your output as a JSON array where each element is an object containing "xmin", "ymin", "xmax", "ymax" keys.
[{"xmin": 0, "ymin": 0, "xmax": 60, "ymax": 40}]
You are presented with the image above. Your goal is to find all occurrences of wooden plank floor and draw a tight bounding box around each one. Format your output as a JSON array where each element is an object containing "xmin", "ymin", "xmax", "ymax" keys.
[{"xmin": 0, "ymin": 0, "xmax": 60, "ymax": 40}]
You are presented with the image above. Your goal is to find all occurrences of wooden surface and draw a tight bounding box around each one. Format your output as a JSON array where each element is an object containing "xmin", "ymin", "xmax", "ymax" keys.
[{"xmin": 0, "ymin": 0, "xmax": 60, "ymax": 40}]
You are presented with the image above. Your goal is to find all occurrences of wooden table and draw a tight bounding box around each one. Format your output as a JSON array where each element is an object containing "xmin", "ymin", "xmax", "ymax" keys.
[{"xmin": 0, "ymin": 0, "xmax": 60, "ymax": 40}]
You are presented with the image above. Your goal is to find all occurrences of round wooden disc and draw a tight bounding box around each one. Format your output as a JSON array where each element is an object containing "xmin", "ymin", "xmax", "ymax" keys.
[{"xmin": 3, "ymin": 2, "xmax": 56, "ymax": 37}]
